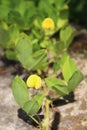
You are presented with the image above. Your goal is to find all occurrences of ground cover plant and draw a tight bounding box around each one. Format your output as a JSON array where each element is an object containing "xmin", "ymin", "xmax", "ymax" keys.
[
  {"xmin": 0, "ymin": 0, "xmax": 69, "ymax": 61},
  {"xmin": 0, "ymin": 0, "xmax": 83, "ymax": 130}
]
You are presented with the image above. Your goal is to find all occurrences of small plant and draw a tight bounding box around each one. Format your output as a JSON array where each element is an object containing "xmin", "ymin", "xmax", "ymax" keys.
[
  {"xmin": 12, "ymin": 15, "xmax": 83, "ymax": 129},
  {"xmin": 0, "ymin": 0, "xmax": 69, "ymax": 61},
  {"xmin": 12, "ymin": 69, "xmax": 83, "ymax": 130},
  {"xmin": 0, "ymin": 0, "xmax": 83, "ymax": 129}
]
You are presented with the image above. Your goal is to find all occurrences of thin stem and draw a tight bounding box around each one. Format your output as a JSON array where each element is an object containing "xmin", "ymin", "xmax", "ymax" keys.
[
  {"xmin": 29, "ymin": 115, "xmax": 40, "ymax": 126},
  {"xmin": 45, "ymin": 99, "xmax": 50, "ymax": 130},
  {"xmin": 43, "ymin": 80, "xmax": 49, "ymax": 96},
  {"xmin": 41, "ymin": 98, "xmax": 50, "ymax": 130},
  {"xmin": 41, "ymin": 82, "xmax": 51, "ymax": 130}
]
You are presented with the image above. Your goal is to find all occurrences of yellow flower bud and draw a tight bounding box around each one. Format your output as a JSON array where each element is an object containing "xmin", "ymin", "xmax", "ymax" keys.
[
  {"xmin": 42, "ymin": 18, "xmax": 55, "ymax": 30},
  {"xmin": 26, "ymin": 74, "xmax": 42, "ymax": 89}
]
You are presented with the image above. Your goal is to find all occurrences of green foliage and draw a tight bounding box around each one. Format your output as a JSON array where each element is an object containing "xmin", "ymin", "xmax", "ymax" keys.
[
  {"xmin": 12, "ymin": 76, "xmax": 29, "ymax": 107},
  {"xmin": 23, "ymin": 99, "xmax": 39, "ymax": 115},
  {"xmin": 60, "ymin": 25, "xmax": 76, "ymax": 48},
  {"xmin": 60, "ymin": 53, "xmax": 77, "ymax": 82},
  {"xmin": 0, "ymin": 0, "xmax": 69, "ymax": 49},
  {"xmin": 45, "ymin": 77, "xmax": 68, "ymax": 96},
  {"xmin": 0, "ymin": 0, "xmax": 72, "ymax": 74},
  {"xmin": 23, "ymin": 94, "xmax": 44, "ymax": 115},
  {"xmin": 45, "ymin": 70, "xmax": 83, "ymax": 96},
  {"xmin": 44, "ymin": 25, "xmax": 75, "ymax": 58},
  {"xmin": 1, "ymin": 0, "xmax": 84, "ymax": 126},
  {"xmin": 0, "ymin": 0, "xmax": 69, "ymax": 27},
  {"xmin": 68, "ymin": 70, "xmax": 83, "ymax": 92},
  {"xmin": 15, "ymin": 37, "xmax": 47, "ymax": 71},
  {"xmin": 12, "ymin": 75, "xmax": 44, "ymax": 115},
  {"xmin": 0, "ymin": 26, "xmax": 10, "ymax": 48},
  {"xmin": 45, "ymin": 53, "xmax": 83, "ymax": 96},
  {"xmin": 15, "ymin": 37, "xmax": 34, "ymax": 70},
  {"xmin": 5, "ymin": 50, "xmax": 17, "ymax": 60},
  {"xmin": 33, "ymin": 94, "xmax": 44, "ymax": 109}
]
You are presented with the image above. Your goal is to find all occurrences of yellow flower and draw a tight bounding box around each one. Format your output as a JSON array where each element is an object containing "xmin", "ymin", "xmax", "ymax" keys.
[
  {"xmin": 42, "ymin": 18, "xmax": 55, "ymax": 30},
  {"xmin": 26, "ymin": 74, "xmax": 42, "ymax": 89}
]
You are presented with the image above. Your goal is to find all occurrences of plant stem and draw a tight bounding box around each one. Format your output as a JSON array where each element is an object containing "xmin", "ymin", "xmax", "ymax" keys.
[
  {"xmin": 42, "ymin": 82, "xmax": 51, "ymax": 130},
  {"xmin": 29, "ymin": 115, "xmax": 40, "ymax": 126},
  {"xmin": 45, "ymin": 99, "xmax": 50, "ymax": 130},
  {"xmin": 41, "ymin": 98, "xmax": 50, "ymax": 130}
]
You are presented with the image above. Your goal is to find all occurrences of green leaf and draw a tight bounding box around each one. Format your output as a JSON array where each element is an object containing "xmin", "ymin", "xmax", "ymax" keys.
[
  {"xmin": 39, "ymin": 0, "xmax": 52, "ymax": 16},
  {"xmin": 32, "ymin": 50, "xmax": 47, "ymax": 70},
  {"xmin": 54, "ymin": 41, "xmax": 65, "ymax": 55},
  {"xmin": 53, "ymin": 59, "xmax": 60, "ymax": 72},
  {"xmin": 5, "ymin": 50, "xmax": 17, "ymax": 60},
  {"xmin": 60, "ymin": 25, "xmax": 76, "ymax": 48},
  {"xmin": 8, "ymin": 24, "xmax": 19, "ymax": 47},
  {"xmin": 53, "ymin": 85, "xmax": 69, "ymax": 96},
  {"xmin": 16, "ymin": 37, "xmax": 47, "ymax": 71},
  {"xmin": 68, "ymin": 70, "xmax": 83, "ymax": 92},
  {"xmin": 15, "ymin": 37, "xmax": 35, "ymax": 70},
  {"xmin": 0, "ymin": 3, "xmax": 10, "ymax": 20},
  {"xmin": 24, "ymin": 1, "xmax": 36, "ymax": 24},
  {"xmin": 45, "ymin": 77, "xmax": 65, "ymax": 87},
  {"xmin": 33, "ymin": 94, "xmax": 44, "ymax": 109},
  {"xmin": 60, "ymin": 53, "xmax": 77, "ymax": 82},
  {"xmin": 12, "ymin": 76, "xmax": 29, "ymax": 108},
  {"xmin": 23, "ymin": 99, "xmax": 39, "ymax": 115},
  {"xmin": 57, "ymin": 8, "xmax": 69, "ymax": 29},
  {"xmin": 8, "ymin": 10, "xmax": 24, "ymax": 26},
  {"xmin": 45, "ymin": 77, "xmax": 69, "ymax": 96},
  {"xmin": 15, "ymin": 0, "xmax": 26, "ymax": 16},
  {"xmin": 0, "ymin": 26, "xmax": 10, "ymax": 48},
  {"xmin": 55, "ymin": 0, "xmax": 66, "ymax": 9}
]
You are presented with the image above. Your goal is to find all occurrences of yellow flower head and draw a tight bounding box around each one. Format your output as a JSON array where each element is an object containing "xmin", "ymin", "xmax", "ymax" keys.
[
  {"xmin": 42, "ymin": 18, "xmax": 55, "ymax": 30},
  {"xmin": 26, "ymin": 74, "xmax": 42, "ymax": 89}
]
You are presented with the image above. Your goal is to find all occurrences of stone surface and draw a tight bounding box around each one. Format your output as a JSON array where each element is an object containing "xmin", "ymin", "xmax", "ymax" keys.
[{"xmin": 0, "ymin": 66, "xmax": 31, "ymax": 130}]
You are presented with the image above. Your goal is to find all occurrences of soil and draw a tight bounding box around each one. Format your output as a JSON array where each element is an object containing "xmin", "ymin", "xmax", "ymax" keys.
[{"xmin": 0, "ymin": 27, "xmax": 87, "ymax": 130}]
